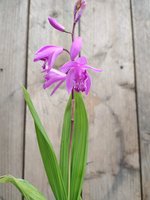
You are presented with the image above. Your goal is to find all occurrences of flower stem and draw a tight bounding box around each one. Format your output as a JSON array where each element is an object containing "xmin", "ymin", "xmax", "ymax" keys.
[
  {"xmin": 63, "ymin": 48, "xmax": 70, "ymax": 55},
  {"xmin": 72, "ymin": 22, "xmax": 76, "ymax": 42},
  {"xmin": 67, "ymin": 18, "xmax": 76, "ymax": 200},
  {"xmin": 64, "ymin": 30, "xmax": 72, "ymax": 34}
]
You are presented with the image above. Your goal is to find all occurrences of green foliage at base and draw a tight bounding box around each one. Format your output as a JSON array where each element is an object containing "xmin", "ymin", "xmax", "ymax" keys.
[
  {"xmin": 0, "ymin": 88, "xmax": 88, "ymax": 200},
  {"xmin": 0, "ymin": 175, "xmax": 46, "ymax": 200}
]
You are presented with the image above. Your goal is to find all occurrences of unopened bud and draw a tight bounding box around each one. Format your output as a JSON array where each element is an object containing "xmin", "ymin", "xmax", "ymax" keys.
[
  {"xmin": 74, "ymin": 0, "xmax": 87, "ymax": 23},
  {"xmin": 48, "ymin": 17, "xmax": 65, "ymax": 32}
]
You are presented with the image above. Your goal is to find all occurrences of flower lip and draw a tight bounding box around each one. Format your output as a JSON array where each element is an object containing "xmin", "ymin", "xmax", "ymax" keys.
[
  {"xmin": 48, "ymin": 17, "xmax": 65, "ymax": 32},
  {"xmin": 66, "ymin": 67, "xmax": 91, "ymax": 95}
]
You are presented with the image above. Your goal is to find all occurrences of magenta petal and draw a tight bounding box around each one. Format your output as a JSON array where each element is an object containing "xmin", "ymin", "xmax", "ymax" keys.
[
  {"xmin": 83, "ymin": 65, "xmax": 103, "ymax": 72},
  {"xmin": 70, "ymin": 37, "xmax": 82, "ymax": 60},
  {"xmin": 45, "ymin": 68, "xmax": 66, "ymax": 79},
  {"xmin": 50, "ymin": 80, "xmax": 65, "ymax": 96},
  {"xmin": 48, "ymin": 17, "xmax": 65, "ymax": 32},
  {"xmin": 60, "ymin": 61, "xmax": 75, "ymax": 73},
  {"xmin": 47, "ymin": 47, "xmax": 63, "ymax": 68},
  {"xmin": 44, "ymin": 78, "xmax": 60, "ymax": 89},
  {"xmin": 34, "ymin": 46, "xmax": 55, "ymax": 62},
  {"xmin": 44, "ymin": 76, "xmax": 65, "ymax": 89},
  {"xmin": 85, "ymin": 73, "xmax": 91, "ymax": 95},
  {"xmin": 43, "ymin": 69, "xmax": 66, "ymax": 89},
  {"xmin": 35, "ymin": 45, "xmax": 55, "ymax": 55},
  {"xmin": 76, "ymin": 56, "xmax": 87, "ymax": 65},
  {"xmin": 66, "ymin": 69, "xmax": 75, "ymax": 93}
]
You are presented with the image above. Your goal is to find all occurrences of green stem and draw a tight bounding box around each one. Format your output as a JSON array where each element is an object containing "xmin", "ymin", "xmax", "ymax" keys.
[{"xmin": 68, "ymin": 14, "xmax": 76, "ymax": 200}]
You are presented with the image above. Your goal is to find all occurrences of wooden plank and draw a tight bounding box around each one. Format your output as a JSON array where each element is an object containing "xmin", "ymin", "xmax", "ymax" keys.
[
  {"xmin": 81, "ymin": 0, "xmax": 141, "ymax": 199},
  {"xmin": 131, "ymin": 0, "xmax": 150, "ymax": 199},
  {"xmin": 24, "ymin": 0, "xmax": 76, "ymax": 199},
  {"xmin": 0, "ymin": 0, "xmax": 28, "ymax": 199}
]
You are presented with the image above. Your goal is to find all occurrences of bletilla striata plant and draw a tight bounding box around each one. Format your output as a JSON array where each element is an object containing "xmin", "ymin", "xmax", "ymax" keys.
[{"xmin": 0, "ymin": 1, "xmax": 102, "ymax": 200}]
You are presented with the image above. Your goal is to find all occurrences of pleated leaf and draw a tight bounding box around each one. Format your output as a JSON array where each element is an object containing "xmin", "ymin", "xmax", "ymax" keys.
[
  {"xmin": 22, "ymin": 87, "xmax": 67, "ymax": 200},
  {"xmin": 0, "ymin": 175, "xmax": 46, "ymax": 200},
  {"xmin": 70, "ymin": 92, "xmax": 88, "ymax": 200},
  {"xmin": 60, "ymin": 95, "xmax": 71, "ymax": 191}
]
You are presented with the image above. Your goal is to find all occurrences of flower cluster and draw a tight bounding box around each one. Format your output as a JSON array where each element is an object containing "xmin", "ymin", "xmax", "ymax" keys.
[{"xmin": 34, "ymin": 0, "xmax": 102, "ymax": 95}]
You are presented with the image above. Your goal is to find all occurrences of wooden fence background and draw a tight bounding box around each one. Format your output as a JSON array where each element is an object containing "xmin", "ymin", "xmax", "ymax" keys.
[{"xmin": 0, "ymin": 0, "xmax": 150, "ymax": 199}]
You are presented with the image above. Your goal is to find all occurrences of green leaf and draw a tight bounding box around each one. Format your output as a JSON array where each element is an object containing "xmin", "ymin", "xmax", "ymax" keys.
[
  {"xmin": 0, "ymin": 175, "xmax": 46, "ymax": 200},
  {"xmin": 60, "ymin": 95, "xmax": 71, "ymax": 191},
  {"xmin": 22, "ymin": 87, "xmax": 67, "ymax": 200},
  {"xmin": 70, "ymin": 92, "xmax": 88, "ymax": 200},
  {"xmin": 60, "ymin": 92, "xmax": 88, "ymax": 200}
]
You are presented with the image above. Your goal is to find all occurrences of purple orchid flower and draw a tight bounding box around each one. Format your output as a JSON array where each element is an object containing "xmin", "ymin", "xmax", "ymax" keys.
[
  {"xmin": 61, "ymin": 37, "xmax": 101, "ymax": 74},
  {"xmin": 34, "ymin": 45, "xmax": 63, "ymax": 71},
  {"xmin": 34, "ymin": 1, "xmax": 102, "ymax": 96},
  {"xmin": 61, "ymin": 56, "xmax": 102, "ymax": 95},
  {"xmin": 74, "ymin": 0, "xmax": 86, "ymax": 23},
  {"xmin": 43, "ymin": 56, "xmax": 102, "ymax": 95},
  {"xmin": 48, "ymin": 17, "xmax": 65, "ymax": 32},
  {"xmin": 43, "ymin": 37, "xmax": 102, "ymax": 95},
  {"xmin": 66, "ymin": 64, "xmax": 91, "ymax": 95}
]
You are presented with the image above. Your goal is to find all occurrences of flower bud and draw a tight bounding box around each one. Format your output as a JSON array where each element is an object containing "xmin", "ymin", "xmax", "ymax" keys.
[
  {"xmin": 48, "ymin": 17, "xmax": 65, "ymax": 32},
  {"xmin": 74, "ymin": 0, "xmax": 86, "ymax": 23}
]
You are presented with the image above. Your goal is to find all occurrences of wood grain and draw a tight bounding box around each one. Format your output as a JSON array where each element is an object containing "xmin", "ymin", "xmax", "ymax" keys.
[
  {"xmin": 0, "ymin": 0, "xmax": 28, "ymax": 199},
  {"xmin": 81, "ymin": 0, "xmax": 141, "ymax": 199},
  {"xmin": 131, "ymin": 0, "xmax": 150, "ymax": 199},
  {"xmin": 1, "ymin": 0, "xmax": 149, "ymax": 199},
  {"xmin": 24, "ymin": 0, "xmax": 76, "ymax": 199}
]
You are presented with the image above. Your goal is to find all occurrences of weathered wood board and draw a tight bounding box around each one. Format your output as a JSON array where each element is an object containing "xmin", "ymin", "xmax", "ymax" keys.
[
  {"xmin": 0, "ymin": 0, "xmax": 28, "ymax": 199},
  {"xmin": 131, "ymin": 0, "xmax": 150, "ymax": 199},
  {"xmin": 82, "ymin": 0, "xmax": 141, "ymax": 199},
  {"xmin": 1, "ymin": 0, "xmax": 150, "ymax": 199},
  {"xmin": 24, "ymin": 0, "xmax": 76, "ymax": 199}
]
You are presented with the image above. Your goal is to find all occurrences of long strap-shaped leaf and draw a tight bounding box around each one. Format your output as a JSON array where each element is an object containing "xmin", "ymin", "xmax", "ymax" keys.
[
  {"xmin": 22, "ymin": 87, "xmax": 67, "ymax": 200},
  {"xmin": 0, "ymin": 175, "xmax": 46, "ymax": 200},
  {"xmin": 60, "ymin": 92, "xmax": 88, "ymax": 200},
  {"xmin": 70, "ymin": 92, "xmax": 88, "ymax": 200},
  {"xmin": 60, "ymin": 96, "xmax": 71, "ymax": 191}
]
